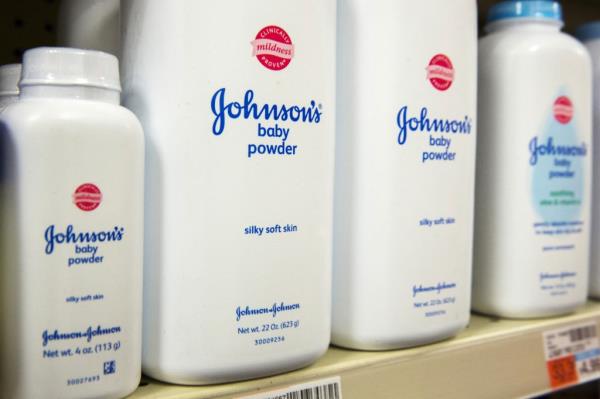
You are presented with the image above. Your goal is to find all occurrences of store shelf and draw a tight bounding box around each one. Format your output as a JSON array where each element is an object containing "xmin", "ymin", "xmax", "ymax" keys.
[{"xmin": 130, "ymin": 301, "xmax": 600, "ymax": 399}]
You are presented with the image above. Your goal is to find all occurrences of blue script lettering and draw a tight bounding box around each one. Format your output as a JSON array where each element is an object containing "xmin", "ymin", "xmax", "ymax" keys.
[
  {"xmin": 396, "ymin": 106, "xmax": 472, "ymax": 145},
  {"xmin": 540, "ymin": 271, "xmax": 577, "ymax": 282},
  {"xmin": 412, "ymin": 282, "xmax": 457, "ymax": 297},
  {"xmin": 42, "ymin": 325, "xmax": 121, "ymax": 347},
  {"xmin": 44, "ymin": 225, "xmax": 125, "ymax": 255},
  {"xmin": 210, "ymin": 88, "xmax": 322, "ymax": 135},
  {"xmin": 529, "ymin": 136, "xmax": 587, "ymax": 166},
  {"xmin": 235, "ymin": 302, "xmax": 301, "ymax": 322}
]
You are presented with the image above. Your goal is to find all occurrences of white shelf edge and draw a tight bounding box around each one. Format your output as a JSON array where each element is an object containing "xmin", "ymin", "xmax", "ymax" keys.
[{"xmin": 129, "ymin": 301, "xmax": 600, "ymax": 399}]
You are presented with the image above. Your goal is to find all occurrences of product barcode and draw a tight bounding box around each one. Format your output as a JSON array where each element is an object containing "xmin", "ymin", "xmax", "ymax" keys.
[
  {"xmin": 241, "ymin": 377, "xmax": 342, "ymax": 399},
  {"xmin": 271, "ymin": 383, "xmax": 340, "ymax": 399},
  {"xmin": 569, "ymin": 325, "xmax": 597, "ymax": 343}
]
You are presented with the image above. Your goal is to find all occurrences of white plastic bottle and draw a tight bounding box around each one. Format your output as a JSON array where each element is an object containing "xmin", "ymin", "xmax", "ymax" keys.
[
  {"xmin": 473, "ymin": 1, "xmax": 592, "ymax": 317},
  {"xmin": 0, "ymin": 64, "xmax": 21, "ymax": 110},
  {"xmin": 121, "ymin": 1, "xmax": 335, "ymax": 384},
  {"xmin": 0, "ymin": 47, "xmax": 144, "ymax": 399},
  {"xmin": 57, "ymin": 0, "xmax": 120, "ymax": 56},
  {"xmin": 332, "ymin": 0, "xmax": 477, "ymax": 350},
  {"xmin": 575, "ymin": 22, "xmax": 600, "ymax": 299}
]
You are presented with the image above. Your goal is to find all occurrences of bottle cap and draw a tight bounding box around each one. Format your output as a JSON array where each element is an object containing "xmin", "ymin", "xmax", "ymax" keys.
[
  {"xmin": 575, "ymin": 21, "xmax": 600, "ymax": 42},
  {"xmin": 20, "ymin": 47, "xmax": 120, "ymax": 92},
  {"xmin": 487, "ymin": 1, "xmax": 563, "ymax": 24},
  {"xmin": 0, "ymin": 63, "xmax": 21, "ymax": 96}
]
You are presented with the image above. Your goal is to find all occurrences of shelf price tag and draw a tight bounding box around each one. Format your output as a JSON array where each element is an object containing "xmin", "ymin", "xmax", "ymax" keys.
[
  {"xmin": 239, "ymin": 376, "xmax": 342, "ymax": 399},
  {"xmin": 543, "ymin": 322, "xmax": 600, "ymax": 389}
]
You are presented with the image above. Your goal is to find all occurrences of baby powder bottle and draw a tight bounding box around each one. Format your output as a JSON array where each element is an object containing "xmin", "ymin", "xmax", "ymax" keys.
[
  {"xmin": 57, "ymin": 0, "xmax": 120, "ymax": 56},
  {"xmin": 332, "ymin": 0, "xmax": 477, "ymax": 350},
  {"xmin": 0, "ymin": 47, "xmax": 144, "ymax": 399},
  {"xmin": 121, "ymin": 1, "xmax": 335, "ymax": 384},
  {"xmin": 575, "ymin": 22, "xmax": 600, "ymax": 299},
  {"xmin": 473, "ymin": 1, "xmax": 592, "ymax": 317},
  {"xmin": 0, "ymin": 64, "xmax": 21, "ymax": 110}
]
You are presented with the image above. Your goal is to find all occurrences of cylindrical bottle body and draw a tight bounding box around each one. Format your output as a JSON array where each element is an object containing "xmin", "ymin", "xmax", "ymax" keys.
[
  {"xmin": 332, "ymin": 0, "xmax": 477, "ymax": 350},
  {"xmin": 474, "ymin": 24, "xmax": 592, "ymax": 317},
  {"xmin": 580, "ymin": 35, "xmax": 600, "ymax": 299},
  {"xmin": 0, "ymin": 99, "xmax": 144, "ymax": 398},
  {"xmin": 121, "ymin": 0, "xmax": 335, "ymax": 384}
]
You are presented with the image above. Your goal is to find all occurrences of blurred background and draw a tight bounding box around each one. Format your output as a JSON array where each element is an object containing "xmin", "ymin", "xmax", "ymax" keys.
[{"xmin": 2, "ymin": 0, "xmax": 600, "ymax": 65}]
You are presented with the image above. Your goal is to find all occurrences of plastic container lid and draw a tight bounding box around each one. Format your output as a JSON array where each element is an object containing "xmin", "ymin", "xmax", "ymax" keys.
[
  {"xmin": 487, "ymin": 1, "xmax": 563, "ymax": 24},
  {"xmin": 20, "ymin": 47, "xmax": 121, "ymax": 92},
  {"xmin": 575, "ymin": 21, "xmax": 600, "ymax": 42},
  {"xmin": 0, "ymin": 63, "xmax": 21, "ymax": 96}
]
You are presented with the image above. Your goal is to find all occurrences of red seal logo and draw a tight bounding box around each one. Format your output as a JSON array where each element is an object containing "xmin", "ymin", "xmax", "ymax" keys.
[
  {"xmin": 251, "ymin": 25, "xmax": 294, "ymax": 71},
  {"xmin": 553, "ymin": 96, "xmax": 573, "ymax": 124},
  {"xmin": 426, "ymin": 54, "xmax": 454, "ymax": 91},
  {"xmin": 73, "ymin": 183, "xmax": 102, "ymax": 212}
]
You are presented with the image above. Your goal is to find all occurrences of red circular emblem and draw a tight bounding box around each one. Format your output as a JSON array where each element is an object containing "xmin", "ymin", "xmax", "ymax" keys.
[
  {"xmin": 73, "ymin": 183, "xmax": 102, "ymax": 212},
  {"xmin": 553, "ymin": 96, "xmax": 573, "ymax": 124},
  {"xmin": 426, "ymin": 54, "xmax": 454, "ymax": 91},
  {"xmin": 252, "ymin": 25, "xmax": 294, "ymax": 71}
]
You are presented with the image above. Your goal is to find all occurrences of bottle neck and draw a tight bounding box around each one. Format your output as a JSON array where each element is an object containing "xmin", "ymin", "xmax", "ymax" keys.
[
  {"xmin": 19, "ymin": 85, "xmax": 120, "ymax": 105},
  {"xmin": 485, "ymin": 18, "xmax": 563, "ymax": 34}
]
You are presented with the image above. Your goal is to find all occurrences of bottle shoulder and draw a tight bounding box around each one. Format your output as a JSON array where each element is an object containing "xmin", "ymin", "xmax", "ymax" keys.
[
  {"xmin": 480, "ymin": 30, "xmax": 590, "ymax": 61},
  {"xmin": 1, "ymin": 98, "xmax": 144, "ymax": 137}
]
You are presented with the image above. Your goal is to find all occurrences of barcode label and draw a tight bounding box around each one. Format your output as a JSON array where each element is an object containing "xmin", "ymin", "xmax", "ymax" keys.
[
  {"xmin": 274, "ymin": 382, "xmax": 340, "ymax": 399},
  {"xmin": 569, "ymin": 325, "xmax": 597, "ymax": 343},
  {"xmin": 543, "ymin": 322, "xmax": 600, "ymax": 389},
  {"xmin": 240, "ymin": 377, "xmax": 342, "ymax": 399}
]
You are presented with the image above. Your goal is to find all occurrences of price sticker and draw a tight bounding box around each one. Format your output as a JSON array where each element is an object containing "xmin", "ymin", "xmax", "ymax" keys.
[{"xmin": 543, "ymin": 322, "xmax": 600, "ymax": 389}]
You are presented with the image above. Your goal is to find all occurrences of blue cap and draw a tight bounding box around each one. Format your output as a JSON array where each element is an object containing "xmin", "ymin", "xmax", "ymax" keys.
[
  {"xmin": 487, "ymin": 1, "xmax": 563, "ymax": 24},
  {"xmin": 575, "ymin": 21, "xmax": 600, "ymax": 42}
]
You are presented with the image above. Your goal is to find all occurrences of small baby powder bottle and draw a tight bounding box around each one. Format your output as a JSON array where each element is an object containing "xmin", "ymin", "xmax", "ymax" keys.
[
  {"xmin": 575, "ymin": 22, "xmax": 600, "ymax": 299},
  {"xmin": 0, "ymin": 64, "xmax": 21, "ymax": 110},
  {"xmin": 474, "ymin": 1, "xmax": 592, "ymax": 317},
  {"xmin": 0, "ymin": 47, "xmax": 144, "ymax": 399}
]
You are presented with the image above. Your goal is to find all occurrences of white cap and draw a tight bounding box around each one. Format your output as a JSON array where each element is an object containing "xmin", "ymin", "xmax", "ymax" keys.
[
  {"xmin": 20, "ymin": 47, "xmax": 121, "ymax": 92},
  {"xmin": 0, "ymin": 63, "xmax": 21, "ymax": 96}
]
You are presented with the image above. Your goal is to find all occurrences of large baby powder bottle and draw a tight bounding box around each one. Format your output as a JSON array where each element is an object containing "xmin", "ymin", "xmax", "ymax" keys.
[
  {"xmin": 0, "ymin": 47, "xmax": 144, "ymax": 399},
  {"xmin": 332, "ymin": 0, "xmax": 477, "ymax": 350},
  {"xmin": 57, "ymin": 0, "xmax": 120, "ymax": 56},
  {"xmin": 474, "ymin": 1, "xmax": 592, "ymax": 317},
  {"xmin": 575, "ymin": 22, "xmax": 600, "ymax": 299},
  {"xmin": 121, "ymin": 1, "xmax": 335, "ymax": 384},
  {"xmin": 0, "ymin": 64, "xmax": 21, "ymax": 110}
]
